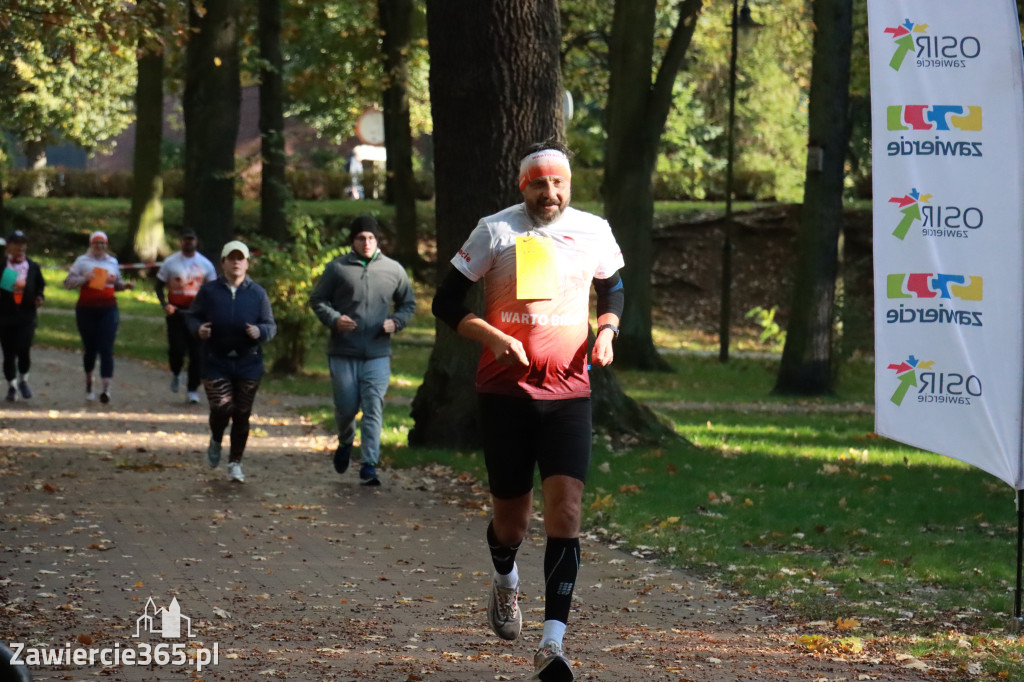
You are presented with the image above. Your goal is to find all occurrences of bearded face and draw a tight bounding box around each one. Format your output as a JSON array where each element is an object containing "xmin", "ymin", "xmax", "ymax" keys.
[{"xmin": 522, "ymin": 175, "xmax": 571, "ymax": 225}]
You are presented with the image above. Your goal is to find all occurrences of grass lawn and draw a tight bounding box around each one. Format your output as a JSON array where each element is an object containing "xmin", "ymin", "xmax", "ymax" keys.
[{"xmin": 13, "ymin": 196, "xmax": 1024, "ymax": 679}]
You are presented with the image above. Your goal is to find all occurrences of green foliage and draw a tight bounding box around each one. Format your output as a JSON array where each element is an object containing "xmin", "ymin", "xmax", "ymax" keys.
[
  {"xmin": 251, "ymin": 213, "xmax": 347, "ymax": 374},
  {"xmin": 282, "ymin": 0, "xmax": 431, "ymax": 143},
  {"xmin": 561, "ymin": 0, "xmax": 811, "ymax": 201},
  {"xmin": 744, "ymin": 305, "xmax": 785, "ymax": 347},
  {"xmin": 0, "ymin": 2, "xmax": 138, "ymax": 151}
]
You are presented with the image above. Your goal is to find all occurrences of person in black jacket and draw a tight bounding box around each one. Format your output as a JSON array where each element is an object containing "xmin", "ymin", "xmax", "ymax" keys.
[
  {"xmin": 186, "ymin": 241, "xmax": 276, "ymax": 483},
  {"xmin": 0, "ymin": 231, "xmax": 45, "ymax": 401}
]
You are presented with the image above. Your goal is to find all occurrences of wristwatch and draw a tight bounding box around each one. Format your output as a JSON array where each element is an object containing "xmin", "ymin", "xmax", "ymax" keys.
[{"xmin": 597, "ymin": 323, "xmax": 619, "ymax": 339}]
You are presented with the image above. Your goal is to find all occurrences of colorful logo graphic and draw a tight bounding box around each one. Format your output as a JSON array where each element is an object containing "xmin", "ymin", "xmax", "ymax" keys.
[
  {"xmin": 884, "ymin": 19, "xmax": 927, "ymax": 70},
  {"xmin": 887, "ymin": 355, "xmax": 934, "ymax": 405},
  {"xmin": 888, "ymin": 188, "xmax": 930, "ymax": 239},
  {"xmin": 884, "ymin": 20, "xmax": 980, "ymax": 71},
  {"xmin": 886, "ymin": 273, "xmax": 982, "ymax": 301},
  {"xmin": 886, "ymin": 356, "xmax": 982, "ymax": 406},
  {"xmin": 886, "ymin": 105, "xmax": 982, "ymax": 132},
  {"xmin": 887, "ymin": 189, "xmax": 984, "ymax": 240}
]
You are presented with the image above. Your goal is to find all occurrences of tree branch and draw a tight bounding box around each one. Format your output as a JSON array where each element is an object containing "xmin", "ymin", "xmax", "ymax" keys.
[{"xmin": 647, "ymin": 0, "xmax": 702, "ymax": 133}]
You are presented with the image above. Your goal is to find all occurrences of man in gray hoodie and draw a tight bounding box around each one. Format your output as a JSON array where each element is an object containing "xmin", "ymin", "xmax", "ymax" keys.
[{"xmin": 310, "ymin": 215, "xmax": 416, "ymax": 485}]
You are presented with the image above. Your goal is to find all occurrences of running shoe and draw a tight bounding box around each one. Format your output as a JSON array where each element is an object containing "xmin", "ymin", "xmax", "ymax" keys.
[
  {"xmin": 227, "ymin": 462, "xmax": 245, "ymax": 483},
  {"xmin": 333, "ymin": 442, "xmax": 352, "ymax": 474},
  {"xmin": 17, "ymin": 381, "xmax": 31, "ymax": 399},
  {"xmin": 487, "ymin": 570, "xmax": 522, "ymax": 641},
  {"xmin": 170, "ymin": 373, "xmax": 181, "ymax": 393},
  {"xmin": 85, "ymin": 391, "xmax": 97, "ymax": 402},
  {"xmin": 5, "ymin": 386, "xmax": 15, "ymax": 402},
  {"xmin": 359, "ymin": 464, "xmax": 380, "ymax": 486},
  {"xmin": 532, "ymin": 640, "xmax": 574, "ymax": 681},
  {"xmin": 207, "ymin": 438, "xmax": 222, "ymax": 468},
  {"xmin": 99, "ymin": 391, "xmax": 110, "ymax": 404},
  {"xmin": 187, "ymin": 391, "xmax": 200, "ymax": 404}
]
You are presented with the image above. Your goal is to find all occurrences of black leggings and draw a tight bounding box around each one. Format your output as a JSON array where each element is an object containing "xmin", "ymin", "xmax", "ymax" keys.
[
  {"xmin": 0, "ymin": 319, "xmax": 36, "ymax": 381},
  {"xmin": 166, "ymin": 311, "xmax": 202, "ymax": 391},
  {"xmin": 204, "ymin": 377, "xmax": 262, "ymax": 462},
  {"xmin": 75, "ymin": 306, "xmax": 119, "ymax": 378}
]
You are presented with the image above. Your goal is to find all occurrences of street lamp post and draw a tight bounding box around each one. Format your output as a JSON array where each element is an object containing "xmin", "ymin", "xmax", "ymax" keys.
[{"xmin": 718, "ymin": 0, "xmax": 761, "ymax": 363}]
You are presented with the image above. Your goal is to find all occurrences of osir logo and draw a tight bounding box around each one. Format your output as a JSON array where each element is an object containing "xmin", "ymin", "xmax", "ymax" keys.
[
  {"xmin": 887, "ymin": 355, "xmax": 982, "ymax": 406},
  {"xmin": 887, "ymin": 188, "xmax": 983, "ymax": 241},
  {"xmin": 884, "ymin": 19, "xmax": 980, "ymax": 71}
]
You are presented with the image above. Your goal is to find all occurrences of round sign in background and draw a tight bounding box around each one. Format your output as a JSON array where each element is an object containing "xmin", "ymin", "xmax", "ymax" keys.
[{"xmin": 356, "ymin": 109, "xmax": 385, "ymax": 145}]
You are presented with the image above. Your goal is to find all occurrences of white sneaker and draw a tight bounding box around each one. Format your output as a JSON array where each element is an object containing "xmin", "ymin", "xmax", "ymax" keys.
[
  {"xmin": 227, "ymin": 462, "xmax": 245, "ymax": 483},
  {"xmin": 487, "ymin": 569, "xmax": 522, "ymax": 641},
  {"xmin": 532, "ymin": 639, "xmax": 574, "ymax": 681},
  {"xmin": 187, "ymin": 391, "xmax": 200, "ymax": 404},
  {"xmin": 86, "ymin": 391, "xmax": 97, "ymax": 401}
]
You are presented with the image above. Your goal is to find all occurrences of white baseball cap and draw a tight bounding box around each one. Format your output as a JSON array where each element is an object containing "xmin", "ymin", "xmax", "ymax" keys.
[{"xmin": 220, "ymin": 240, "xmax": 250, "ymax": 260}]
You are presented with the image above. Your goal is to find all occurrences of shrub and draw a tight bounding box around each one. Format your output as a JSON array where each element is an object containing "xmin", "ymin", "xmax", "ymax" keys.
[{"xmin": 252, "ymin": 213, "xmax": 345, "ymax": 374}]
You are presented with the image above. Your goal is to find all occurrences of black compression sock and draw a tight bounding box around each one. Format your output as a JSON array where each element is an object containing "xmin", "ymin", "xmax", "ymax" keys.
[
  {"xmin": 486, "ymin": 520, "xmax": 522, "ymax": 576},
  {"xmin": 543, "ymin": 536, "xmax": 580, "ymax": 624}
]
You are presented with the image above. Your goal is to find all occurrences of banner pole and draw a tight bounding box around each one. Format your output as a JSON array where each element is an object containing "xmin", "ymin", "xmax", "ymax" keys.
[{"xmin": 1016, "ymin": 489, "xmax": 1024, "ymax": 625}]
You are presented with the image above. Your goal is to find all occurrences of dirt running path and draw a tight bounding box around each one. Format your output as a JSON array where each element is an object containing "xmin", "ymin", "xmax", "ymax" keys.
[{"xmin": 1, "ymin": 348, "xmax": 938, "ymax": 681}]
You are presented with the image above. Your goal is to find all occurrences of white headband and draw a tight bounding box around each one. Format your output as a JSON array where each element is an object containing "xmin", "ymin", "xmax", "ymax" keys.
[{"xmin": 518, "ymin": 149, "xmax": 571, "ymax": 190}]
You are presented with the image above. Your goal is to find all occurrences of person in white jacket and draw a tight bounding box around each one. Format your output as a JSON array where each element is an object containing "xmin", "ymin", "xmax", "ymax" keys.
[{"xmin": 63, "ymin": 231, "xmax": 134, "ymax": 403}]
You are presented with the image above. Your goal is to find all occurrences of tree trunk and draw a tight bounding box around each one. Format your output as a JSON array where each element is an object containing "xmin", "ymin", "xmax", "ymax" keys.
[
  {"xmin": 259, "ymin": 0, "xmax": 288, "ymax": 241},
  {"xmin": 0, "ymin": 170, "xmax": 7, "ymax": 232},
  {"xmin": 774, "ymin": 0, "xmax": 853, "ymax": 395},
  {"xmin": 378, "ymin": 0, "xmax": 421, "ymax": 269},
  {"xmin": 184, "ymin": 0, "xmax": 241, "ymax": 262},
  {"xmin": 127, "ymin": 9, "xmax": 166, "ymax": 263},
  {"xmin": 23, "ymin": 140, "xmax": 47, "ymax": 198},
  {"xmin": 603, "ymin": 0, "xmax": 702, "ymax": 371},
  {"xmin": 590, "ymin": 351, "xmax": 676, "ymax": 449},
  {"xmin": 410, "ymin": 0, "xmax": 564, "ymax": 448}
]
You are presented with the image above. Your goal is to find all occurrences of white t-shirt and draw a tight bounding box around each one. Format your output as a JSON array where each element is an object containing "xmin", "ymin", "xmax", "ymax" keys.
[
  {"xmin": 452, "ymin": 204, "xmax": 624, "ymax": 399},
  {"xmin": 157, "ymin": 252, "xmax": 217, "ymax": 308}
]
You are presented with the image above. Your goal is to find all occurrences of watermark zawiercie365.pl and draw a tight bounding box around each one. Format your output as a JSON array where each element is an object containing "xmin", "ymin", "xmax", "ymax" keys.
[{"xmin": 7, "ymin": 596, "xmax": 219, "ymax": 673}]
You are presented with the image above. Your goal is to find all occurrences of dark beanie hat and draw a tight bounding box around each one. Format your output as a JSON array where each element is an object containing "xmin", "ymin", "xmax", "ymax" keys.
[{"xmin": 349, "ymin": 215, "xmax": 381, "ymax": 243}]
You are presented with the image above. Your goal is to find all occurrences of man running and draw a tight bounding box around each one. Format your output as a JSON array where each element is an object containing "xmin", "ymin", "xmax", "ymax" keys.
[
  {"xmin": 310, "ymin": 216, "xmax": 416, "ymax": 486},
  {"xmin": 155, "ymin": 228, "xmax": 217, "ymax": 404},
  {"xmin": 431, "ymin": 139, "xmax": 624, "ymax": 681}
]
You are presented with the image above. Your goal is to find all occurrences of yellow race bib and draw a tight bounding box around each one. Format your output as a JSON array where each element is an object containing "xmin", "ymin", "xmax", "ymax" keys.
[{"xmin": 515, "ymin": 235, "xmax": 557, "ymax": 299}]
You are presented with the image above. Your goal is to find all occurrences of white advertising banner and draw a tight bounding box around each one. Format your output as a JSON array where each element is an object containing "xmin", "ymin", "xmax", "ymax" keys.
[{"xmin": 868, "ymin": 0, "xmax": 1024, "ymax": 488}]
